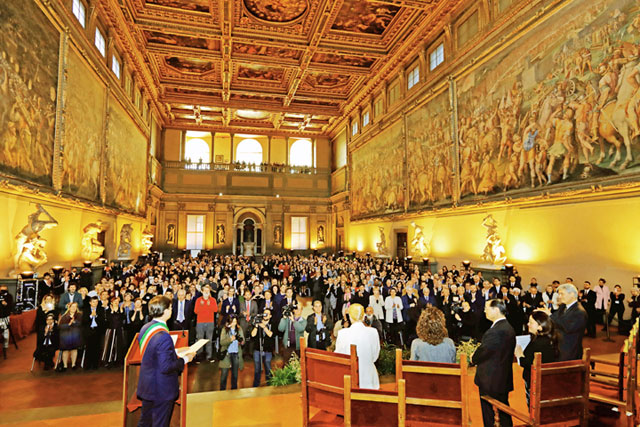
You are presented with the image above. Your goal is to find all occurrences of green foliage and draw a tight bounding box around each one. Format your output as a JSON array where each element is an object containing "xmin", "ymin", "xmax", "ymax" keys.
[
  {"xmin": 376, "ymin": 343, "xmax": 410, "ymax": 376},
  {"xmin": 456, "ymin": 339, "xmax": 480, "ymax": 363},
  {"xmin": 268, "ymin": 353, "xmax": 302, "ymax": 387}
]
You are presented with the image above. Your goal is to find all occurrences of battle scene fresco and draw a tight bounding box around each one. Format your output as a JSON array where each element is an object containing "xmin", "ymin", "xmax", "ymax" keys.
[
  {"xmin": 301, "ymin": 73, "xmax": 351, "ymax": 89},
  {"xmin": 406, "ymin": 89, "xmax": 454, "ymax": 208},
  {"xmin": 456, "ymin": 0, "xmax": 640, "ymax": 200},
  {"xmin": 243, "ymin": 0, "xmax": 308, "ymax": 23},
  {"xmin": 145, "ymin": 31, "xmax": 219, "ymax": 50},
  {"xmin": 311, "ymin": 53, "xmax": 375, "ymax": 68},
  {"xmin": 106, "ymin": 97, "xmax": 147, "ymax": 215},
  {"xmin": 237, "ymin": 64, "xmax": 284, "ymax": 81},
  {"xmin": 146, "ymin": 0, "xmax": 209, "ymax": 13},
  {"xmin": 165, "ymin": 57, "xmax": 215, "ymax": 74},
  {"xmin": 331, "ymin": 0, "xmax": 400, "ymax": 35},
  {"xmin": 233, "ymin": 43, "xmax": 302, "ymax": 60},
  {"xmin": 62, "ymin": 50, "xmax": 104, "ymax": 201},
  {"xmin": 351, "ymin": 120, "xmax": 404, "ymax": 218},
  {"xmin": 0, "ymin": 0, "xmax": 59, "ymax": 185}
]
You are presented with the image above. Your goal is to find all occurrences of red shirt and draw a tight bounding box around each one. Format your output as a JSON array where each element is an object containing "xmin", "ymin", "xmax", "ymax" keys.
[{"xmin": 193, "ymin": 296, "xmax": 218, "ymax": 323}]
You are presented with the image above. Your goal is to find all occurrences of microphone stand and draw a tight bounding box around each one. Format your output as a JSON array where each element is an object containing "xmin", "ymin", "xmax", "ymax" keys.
[{"xmin": 603, "ymin": 306, "xmax": 614, "ymax": 342}]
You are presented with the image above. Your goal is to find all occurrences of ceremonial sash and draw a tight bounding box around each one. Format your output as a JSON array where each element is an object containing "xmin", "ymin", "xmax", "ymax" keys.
[{"xmin": 139, "ymin": 322, "xmax": 169, "ymax": 358}]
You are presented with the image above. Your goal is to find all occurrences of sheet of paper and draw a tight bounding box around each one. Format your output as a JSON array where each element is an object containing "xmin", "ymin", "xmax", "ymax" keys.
[
  {"xmin": 515, "ymin": 335, "xmax": 531, "ymax": 366},
  {"xmin": 171, "ymin": 335, "xmax": 178, "ymax": 346},
  {"xmin": 176, "ymin": 339, "xmax": 209, "ymax": 358}
]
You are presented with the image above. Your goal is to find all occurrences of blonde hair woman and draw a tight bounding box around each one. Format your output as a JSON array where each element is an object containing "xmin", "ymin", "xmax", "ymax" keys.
[{"xmin": 58, "ymin": 302, "xmax": 83, "ymax": 371}]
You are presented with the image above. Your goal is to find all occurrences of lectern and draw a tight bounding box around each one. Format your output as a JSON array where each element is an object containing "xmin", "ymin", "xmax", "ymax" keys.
[{"xmin": 122, "ymin": 330, "xmax": 189, "ymax": 426}]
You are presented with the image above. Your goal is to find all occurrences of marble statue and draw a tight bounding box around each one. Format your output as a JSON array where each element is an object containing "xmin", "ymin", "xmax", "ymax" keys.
[
  {"xmin": 274, "ymin": 225, "xmax": 282, "ymax": 245},
  {"xmin": 410, "ymin": 221, "xmax": 429, "ymax": 257},
  {"xmin": 117, "ymin": 224, "xmax": 133, "ymax": 259},
  {"xmin": 141, "ymin": 227, "xmax": 154, "ymax": 254},
  {"xmin": 216, "ymin": 224, "xmax": 226, "ymax": 244},
  {"xmin": 81, "ymin": 220, "xmax": 106, "ymax": 262},
  {"xmin": 375, "ymin": 226, "xmax": 388, "ymax": 255},
  {"xmin": 13, "ymin": 204, "xmax": 58, "ymax": 275},
  {"xmin": 317, "ymin": 225, "xmax": 325, "ymax": 244},
  {"xmin": 166, "ymin": 224, "xmax": 175, "ymax": 244},
  {"xmin": 481, "ymin": 214, "xmax": 507, "ymax": 265}
]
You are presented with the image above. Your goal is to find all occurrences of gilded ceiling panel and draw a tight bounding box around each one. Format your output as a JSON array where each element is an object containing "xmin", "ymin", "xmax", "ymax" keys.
[
  {"xmin": 242, "ymin": 0, "xmax": 309, "ymax": 23},
  {"xmin": 145, "ymin": 0, "xmax": 210, "ymax": 13},
  {"xmin": 233, "ymin": 43, "xmax": 302, "ymax": 60},
  {"xmin": 145, "ymin": 31, "xmax": 220, "ymax": 51},
  {"xmin": 165, "ymin": 57, "xmax": 215, "ymax": 75},
  {"xmin": 311, "ymin": 53, "xmax": 375, "ymax": 68},
  {"xmin": 236, "ymin": 64, "xmax": 285, "ymax": 82},
  {"xmin": 331, "ymin": 0, "xmax": 401, "ymax": 35},
  {"xmin": 301, "ymin": 73, "xmax": 351, "ymax": 89}
]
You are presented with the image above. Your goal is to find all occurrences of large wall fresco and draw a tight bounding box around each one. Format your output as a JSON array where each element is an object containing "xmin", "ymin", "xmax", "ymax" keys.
[
  {"xmin": 61, "ymin": 50, "xmax": 104, "ymax": 200},
  {"xmin": 106, "ymin": 97, "xmax": 147, "ymax": 215},
  {"xmin": 351, "ymin": 120, "xmax": 404, "ymax": 218},
  {"xmin": 0, "ymin": 0, "xmax": 59, "ymax": 184},
  {"xmin": 456, "ymin": 0, "xmax": 640, "ymax": 199},
  {"xmin": 406, "ymin": 89, "xmax": 454, "ymax": 208}
]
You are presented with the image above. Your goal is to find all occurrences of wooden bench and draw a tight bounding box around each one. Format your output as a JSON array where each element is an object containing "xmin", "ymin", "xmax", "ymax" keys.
[
  {"xmin": 343, "ymin": 374, "xmax": 406, "ymax": 427},
  {"xmin": 395, "ymin": 349, "xmax": 470, "ymax": 426},
  {"xmin": 590, "ymin": 320, "xmax": 638, "ymax": 425},
  {"xmin": 300, "ymin": 337, "xmax": 358, "ymax": 426},
  {"xmin": 482, "ymin": 349, "xmax": 591, "ymax": 427}
]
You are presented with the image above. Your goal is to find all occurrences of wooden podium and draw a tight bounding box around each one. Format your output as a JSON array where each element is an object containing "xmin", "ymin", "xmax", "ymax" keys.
[{"xmin": 122, "ymin": 330, "xmax": 189, "ymax": 427}]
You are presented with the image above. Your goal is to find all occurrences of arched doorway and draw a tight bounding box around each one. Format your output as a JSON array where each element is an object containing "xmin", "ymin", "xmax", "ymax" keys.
[{"xmin": 233, "ymin": 209, "xmax": 265, "ymax": 256}]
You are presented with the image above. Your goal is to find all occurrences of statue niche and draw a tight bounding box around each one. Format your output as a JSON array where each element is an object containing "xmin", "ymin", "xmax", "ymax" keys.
[
  {"xmin": 117, "ymin": 224, "xmax": 133, "ymax": 259},
  {"xmin": 141, "ymin": 227, "xmax": 154, "ymax": 255},
  {"xmin": 13, "ymin": 204, "xmax": 58, "ymax": 275},
  {"xmin": 375, "ymin": 226, "xmax": 388, "ymax": 256},
  {"xmin": 410, "ymin": 221, "xmax": 430, "ymax": 257},
  {"xmin": 481, "ymin": 214, "xmax": 507, "ymax": 265},
  {"xmin": 81, "ymin": 220, "xmax": 107, "ymax": 262}
]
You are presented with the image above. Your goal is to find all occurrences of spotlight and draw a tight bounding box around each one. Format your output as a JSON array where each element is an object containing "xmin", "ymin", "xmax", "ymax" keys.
[
  {"xmin": 366, "ymin": 252, "xmax": 371, "ymax": 258},
  {"xmin": 218, "ymin": 192, "xmax": 223, "ymax": 196},
  {"xmin": 406, "ymin": 256, "xmax": 413, "ymax": 264},
  {"xmin": 99, "ymin": 258, "xmax": 107, "ymax": 265},
  {"xmin": 462, "ymin": 260, "xmax": 471, "ymax": 270},
  {"xmin": 51, "ymin": 266, "xmax": 64, "ymax": 276},
  {"xmin": 20, "ymin": 271, "xmax": 35, "ymax": 280},
  {"xmin": 422, "ymin": 258, "xmax": 429, "ymax": 267},
  {"xmin": 504, "ymin": 263, "xmax": 514, "ymax": 276},
  {"xmin": 83, "ymin": 261, "xmax": 93, "ymax": 268}
]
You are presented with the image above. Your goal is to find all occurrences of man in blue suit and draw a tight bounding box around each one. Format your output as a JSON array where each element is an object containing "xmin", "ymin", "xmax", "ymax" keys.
[{"xmin": 137, "ymin": 296, "xmax": 195, "ymax": 427}]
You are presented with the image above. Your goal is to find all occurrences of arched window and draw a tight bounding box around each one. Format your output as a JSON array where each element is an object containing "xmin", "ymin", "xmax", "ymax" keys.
[
  {"xmin": 289, "ymin": 139, "xmax": 312, "ymax": 167},
  {"xmin": 184, "ymin": 131, "xmax": 211, "ymax": 164},
  {"xmin": 236, "ymin": 138, "xmax": 263, "ymax": 165}
]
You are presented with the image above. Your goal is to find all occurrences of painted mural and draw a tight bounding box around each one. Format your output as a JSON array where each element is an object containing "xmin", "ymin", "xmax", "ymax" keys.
[
  {"xmin": 62, "ymin": 50, "xmax": 104, "ymax": 200},
  {"xmin": 146, "ymin": 0, "xmax": 209, "ymax": 13},
  {"xmin": 351, "ymin": 120, "xmax": 404, "ymax": 218},
  {"xmin": 332, "ymin": 0, "xmax": 400, "ymax": 35},
  {"xmin": 237, "ymin": 64, "xmax": 284, "ymax": 81},
  {"xmin": 165, "ymin": 57, "xmax": 214, "ymax": 74},
  {"xmin": 243, "ymin": 0, "xmax": 308, "ymax": 23},
  {"xmin": 311, "ymin": 53, "xmax": 375, "ymax": 68},
  {"xmin": 406, "ymin": 89, "xmax": 455, "ymax": 207},
  {"xmin": 145, "ymin": 31, "xmax": 219, "ymax": 50},
  {"xmin": 456, "ymin": 0, "xmax": 640, "ymax": 200},
  {"xmin": 106, "ymin": 97, "xmax": 147, "ymax": 215},
  {"xmin": 0, "ymin": 0, "xmax": 59, "ymax": 184},
  {"xmin": 233, "ymin": 43, "xmax": 302, "ymax": 60}
]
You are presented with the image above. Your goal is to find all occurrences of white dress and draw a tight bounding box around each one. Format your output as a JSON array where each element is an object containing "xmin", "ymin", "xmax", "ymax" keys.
[{"xmin": 335, "ymin": 321, "xmax": 380, "ymax": 389}]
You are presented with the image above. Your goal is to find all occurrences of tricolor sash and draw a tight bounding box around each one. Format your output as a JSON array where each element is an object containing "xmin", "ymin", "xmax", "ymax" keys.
[{"xmin": 139, "ymin": 322, "xmax": 169, "ymax": 358}]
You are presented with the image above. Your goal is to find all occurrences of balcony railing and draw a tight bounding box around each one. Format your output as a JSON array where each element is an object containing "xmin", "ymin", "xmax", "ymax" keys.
[{"xmin": 163, "ymin": 161, "xmax": 321, "ymax": 175}]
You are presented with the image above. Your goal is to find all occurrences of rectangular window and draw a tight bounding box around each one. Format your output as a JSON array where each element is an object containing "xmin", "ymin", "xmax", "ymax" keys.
[
  {"xmin": 111, "ymin": 55, "xmax": 121, "ymax": 79},
  {"xmin": 389, "ymin": 83, "xmax": 400, "ymax": 105},
  {"xmin": 374, "ymin": 97, "xmax": 383, "ymax": 118},
  {"xmin": 186, "ymin": 215, "xmax": 205, "ymax": 250},
  {"xmin": 457, "ymin": 11, "xmax": 479, "ymax": 48},
  {"xmin": 429, "ymin": 43, "xmax": 444, "ymax": 71},
  {"xmin": 72, "ymin": 0, "xmax": 86, "ymax": 27},
  {"xmin": 351, "ymin": 120, "xmax": 358, "ymax": 136},
  {"xmin": 362, "ymin": 111, "xmax": 370, "ymax": 127},
  {"xmin": 291, "ymin": 217, "xmax": 307, "ymax": 250},
  {"xmin": 407, "ymin": 64, "xmax": 420, "ymax": 90},
  {"xmin": 95, "ymin": 28, "xmax": 106, "ymax": 57}
]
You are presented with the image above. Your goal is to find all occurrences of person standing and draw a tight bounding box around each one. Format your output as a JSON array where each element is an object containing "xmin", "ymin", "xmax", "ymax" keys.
[
  {"xmin": 279, "ymin": 305, "xmax": 306, "ymax": 362},
  {"xmin": 472, "ymin": 299, "xmax": 516, "ymax": 427},
  {"xmin": 83, "ymin": 296, "xmax": 105, "ymax": 370},
  {"xmin": 305, "ymin": 299, "xmax": 333, "ymax": 350},
  {"xmin": 0, "ymin": 285, "xmax": 13, "ymax": 359},
  {"xmin": 171, "ymin": 289, "xmax": 192, "ymax": 332},
  {"xmin": 219, "ymin": 316, "xmax": 244, "ymax": 390},
  {"xmin": 547, "ymin": 284, "xmax": 587, "ymax": 361},
  {"xmin": 608, "ymin": 285, "xmax": 625, "ymax": 333},
  {"xmin": 137, "ymin": 296, "xmax": 195, "ymax": 427},
  {"xmin": 594, "ymin": 278, "xmax": 610, "ymax": 329},
  {"xmin": 250, "ymin": 308, "xmax": 275, "ymax": 387},
  {"xmin": 579, "ymin": 281, "xmax": 597, "ymax": 338},
  {"xmin": 193, "ymin": 284, "xmax": 218, "ymax": 362},
  {"xmin": 335, "ymin": 304, "xmax": 380, "ymax": 389}
]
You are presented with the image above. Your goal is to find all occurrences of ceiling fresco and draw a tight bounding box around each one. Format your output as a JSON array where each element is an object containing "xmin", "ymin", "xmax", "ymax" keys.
[{"xmin": 112, "ymin": 0, "xmax": 451, "ymax": 134}]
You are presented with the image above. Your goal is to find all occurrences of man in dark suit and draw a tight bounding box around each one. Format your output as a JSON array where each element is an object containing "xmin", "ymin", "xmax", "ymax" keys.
[
  {"xmin": 549, "ymin": 283, "xmax": 587, "ymax": 361},
  {"xmin": 58, "ymin": 283, "xmax": 84, "ymax": 311},
  {"xmin": 305, "ymin": 299, "xmax": 333, "ymax": 350},
  {"xmin": 82, "ymin": 296, "xmax": 105, "ymax": 370},
  {"xmin": 472, "ymin": 299, "xmax": 516, "ymax": 427},
  {"xmin": 171, "ymin": 289, "xmax": 192, "ymax": 331},
  {"xmin": 137, "ymin": 296, "xmax": 195, "ymax": 427},
  {"xmin": 579, "ymin": 281, "xmax": 597, "ymax": 337}
]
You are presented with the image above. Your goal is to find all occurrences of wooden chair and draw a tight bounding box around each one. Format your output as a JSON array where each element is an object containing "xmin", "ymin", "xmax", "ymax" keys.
[
  {"xmin": 300, "ymin": 337, "xmax": 358, "ymax": 426},
  {"xmin": 590, "ymin": 322, "xmax": 638, "ymax": 426},
  {"xmin": 343, "ymin": 374, "xmax": 406, "ymax": 427},
  {"xmin": 482, "ymin": 348, "xmax": 591, "ymax": 427},
  {"xmin": 395, "ymin": 349, "xmax": 470, "ymax": 426}
]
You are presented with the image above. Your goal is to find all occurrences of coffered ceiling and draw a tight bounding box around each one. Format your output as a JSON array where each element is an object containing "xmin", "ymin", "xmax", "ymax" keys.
[{"xmin": 111, "ymin": 0, "xmax": 449, "ymax": 135}]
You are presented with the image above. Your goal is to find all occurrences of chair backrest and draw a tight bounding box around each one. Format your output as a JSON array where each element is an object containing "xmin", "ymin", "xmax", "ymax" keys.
[
  {"xmin": 395, "ymin": 349, "xmax": 469, "ymax": 426},
  {"xmin": 343, "ymin": 374, "xmax": 405, "ymax": 427},
  {"xmin": 530, "ymin": 348, "xmax": 590, "ymax": 425},
  {"xmin": 300, "ymin": 337, "xmax": 358, "ymax": 424}
]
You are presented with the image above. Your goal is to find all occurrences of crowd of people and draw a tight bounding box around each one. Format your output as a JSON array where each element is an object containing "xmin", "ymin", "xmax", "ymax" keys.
[{"xmin": 8, "ymin": 253, "xmax": 637, "ymax": 397}]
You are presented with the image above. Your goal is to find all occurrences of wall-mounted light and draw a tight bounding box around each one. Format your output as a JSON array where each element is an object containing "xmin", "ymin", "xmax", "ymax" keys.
[
  {"xmin": 218, "ymin": 192, "xmax": 223, "ymax": 196},
  {"xmin": 20, "ymin": 271, "xmax": 35, "ymax": 280},
  {"xmin": 462, "ymin": 260, "xmax": 471, "ymax": 270},
  {"xmin": 504, "ymin": 263, "xmax": 514, "ymax": 276},
  {"xmin": 422, "ymin": 258, "xmax": 429, "ymax": 267}
]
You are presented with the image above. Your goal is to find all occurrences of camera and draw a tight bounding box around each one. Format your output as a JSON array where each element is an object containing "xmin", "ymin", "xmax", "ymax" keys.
[
  {"xmin": 251, "ymin": 313, "xmax": 264, "ymax": 326},
  {"xmin": 282, "ymin": 304, "xmax": 296, "ymax": 318}
]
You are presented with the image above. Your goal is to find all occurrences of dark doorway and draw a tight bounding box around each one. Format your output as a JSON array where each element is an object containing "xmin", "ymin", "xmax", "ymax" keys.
[
  {"xmin": 97, "ymin": 231, "xmax": 106, "ymax": 258},
  {"xmin": 396, "ymin": 232, "xmax": 407, "ymax": 259}
]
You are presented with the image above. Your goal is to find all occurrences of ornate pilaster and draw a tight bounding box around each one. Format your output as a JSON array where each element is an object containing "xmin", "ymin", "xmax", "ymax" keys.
[
  {"xmin": 52, "ymin": 30, "xmax": 69, "ymax": 190},
  {"xmin": 449, "ymin": 77, "xmax": 461, "ymax": 204},
  {"xmin": 99, "ymin": 87, "xmax": 111, "ymax": 204}
]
